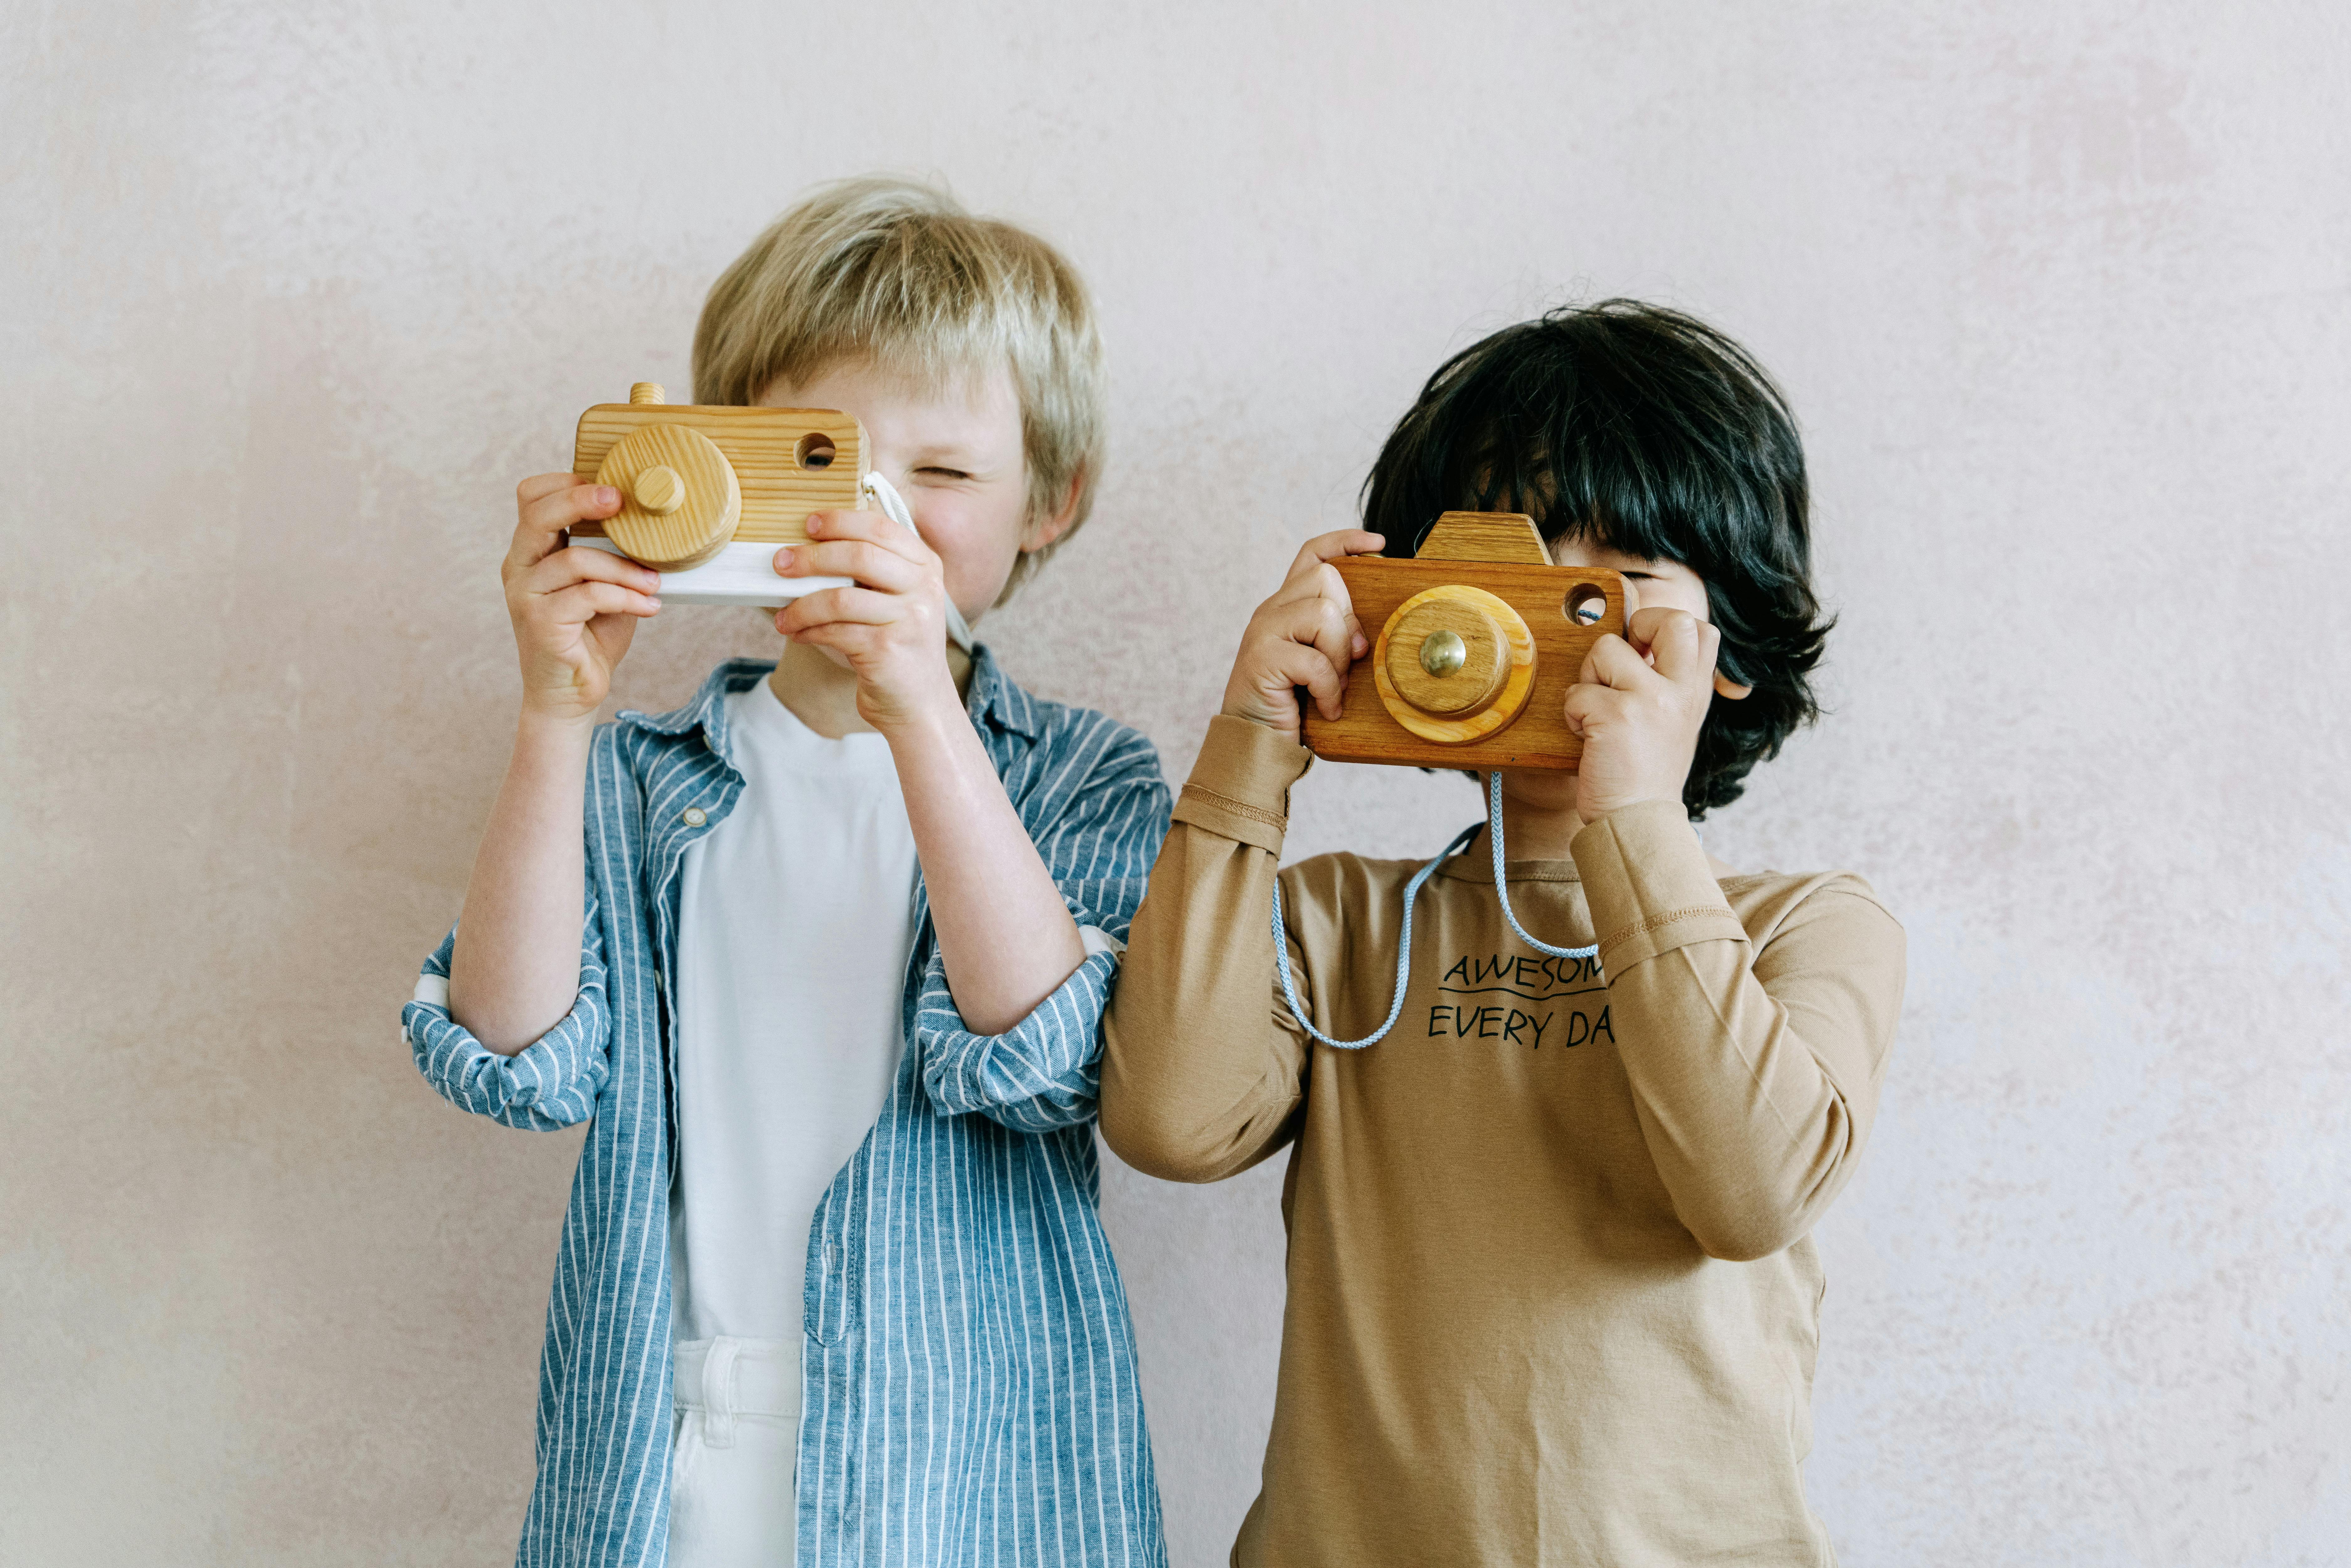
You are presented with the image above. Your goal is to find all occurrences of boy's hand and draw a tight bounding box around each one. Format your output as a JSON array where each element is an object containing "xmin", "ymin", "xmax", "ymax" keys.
[
  {"xmin": 1221, "ymin": 530, "xmax": 1385, "ymax": 741},
  {"xmin": 503, "ymin": 474, "xmax": 663, "ymax": 724},
  {"xmin": 1562, "ymin": 607, "xmax": 1723, "ymax": 821},
  {"xmin": 773, "ymin": 509, "xmax": 961, "ymax": 732}
]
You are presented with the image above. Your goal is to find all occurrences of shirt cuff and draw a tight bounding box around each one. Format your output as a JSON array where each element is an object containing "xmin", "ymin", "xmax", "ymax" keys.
[
  {"xmin": 1170, "ymin": 715, "xmax": 1313, "ymax": 854},
  {"xmin": 1571, "ymin": 798, "xmax": 1750, "ymax": 974}
]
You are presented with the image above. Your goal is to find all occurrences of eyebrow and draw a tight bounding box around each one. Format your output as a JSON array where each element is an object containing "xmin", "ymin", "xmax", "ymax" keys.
[{"xmin": 905, "ymin": 437, "xmax": 1013, "ymax": 470}]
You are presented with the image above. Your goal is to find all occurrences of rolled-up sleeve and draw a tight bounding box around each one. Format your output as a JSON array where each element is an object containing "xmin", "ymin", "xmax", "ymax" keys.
[
  {"xmin": 914, "ymin": 742, "xmax": 1170, "ymax": 1134},
  {"xmin": 401, "ymin": 893, "xmax": 613, "ymax": 1130},
  {"xmin": 916, "ymin": 947, "xmax": 1122, "ymax": 1132}
]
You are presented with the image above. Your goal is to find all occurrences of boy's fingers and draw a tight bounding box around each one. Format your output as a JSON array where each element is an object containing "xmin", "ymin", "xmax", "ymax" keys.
[
  {"xmin": 541, "ymin": 580, "xmax": 661, "ymax": 625},
  {"xmin": 1626, "ymin": 609, "xmax": 1715, "ymax": 689},
  {"xmin": 1268, "ymin": 561, "xmax": 1355, "ymax": 618},
  {"xmin": 1619, "ymin": 606, "xmax": 1678, "ymax": 656},
  {"xmin": 1579, "ymin": 634, "xmax": 1655, "ymax": 691},
  {"xmin": 512, "ymin": 482, "xmax": 622, "ymax": 568},
  {"xmin": 1284, "ymin": 529, "xmax": 1385, "ymax": 585},
  {"xmin": 1267, "ymin": 562, "xmax": 1330, "ymax": 609},
  {"xmin": 1267, "ymin": 564, "xmax": 1367, "ymax": 657},
  {"xmin": 517, "ymin": 471, "xmax": 589, "ymax": 506},
  {"xmin": 520, "ymin": 482, "xmax": 622, "ymax": 534},
  {"xmin": 783, "ymin": 619, "xmax": 878, "ymax": 657},
  {"xmin": 775, "ymin": 538, "xmax": 923, "ymax": 593},
  {"xmin": 775, "ymin": 584, "xmax": 906, "ymax": 636},
  {"xmin": 1561, "ymin": 680, "xmax": 1626, "ymax": 735},
  {"xmin": 522, "ymin": 546, "xmax": 662, "ymax": 598},
  {"xmin": 1262, "ymin": 643, "xmax": 1347, "ymax": 720},
  {"xmin": 806, "ymin": 508, "xmax": 931, "ymax": 564},
  {"xmin": 1280, "ymin": 593, "xmax": 1355, "ymax": 672}
]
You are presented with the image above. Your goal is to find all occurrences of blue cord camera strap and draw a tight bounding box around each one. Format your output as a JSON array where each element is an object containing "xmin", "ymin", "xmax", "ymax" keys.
[
  {"xmin": 1481, "ymin": 771, "xmax": 1603, "ymax": 965},
  {"xmin": 1271, "ymin": 771, "xmax": 1600, "ymax": 1051},
  {"xmin": 1271, "ymin": 822, "xmax": 1477, "ymax": 1052}
]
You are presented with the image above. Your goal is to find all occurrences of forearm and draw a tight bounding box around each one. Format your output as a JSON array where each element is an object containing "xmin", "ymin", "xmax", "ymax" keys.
[
  {"xmin": 1101, "ymin": 716, "xmax": 1314, "ymax": 1181},
  {"xmin": 888, "ymin": 704, "xmax": 1084, "ymax": 1037},
  {"xmin": 1101, "ymin": 828, "xmax": 1304, "ymax": 1181},
  {"xmin": 1605, "ymin": 948, "xmax": 1866, "ymax": 1257},
  {"xmin": 1575, "ymin": 802, "xmax": 1901, "ymax": 1258},
  {"xmin": 448, "ymin": 710, "xmax": 596, "ymax": 1054}
]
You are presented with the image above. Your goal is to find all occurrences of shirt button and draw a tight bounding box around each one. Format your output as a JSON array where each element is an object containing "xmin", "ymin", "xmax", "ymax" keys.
[{"xmin": 681, "ymin": 806, "xmax": 707, "ymax": 828}]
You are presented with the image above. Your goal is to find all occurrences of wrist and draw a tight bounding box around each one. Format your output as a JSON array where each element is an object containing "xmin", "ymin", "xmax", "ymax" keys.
[
  {"xmin": 1579, "ymin": 789, "xmax": 1678, "ymax": 824},
  {"xmin": 868, "ymin": 673, "xmax": 968, "ymax": 741},
  {"xmin": 1577, "ymin": 788, "xmax": 1688, "ymax": 829},
  {"xmin": 864, "ymin": 653, "xmax": 966, "ymax": 731},
  {"xmin": 514, "ymin": 703, "xmax": 600, "ymax": 757},
  {"xmin": 1219, "ymin": 682, "xmax": 1303, "ymax": 737},
  {"xmin": 518, "ymin": 677, "xmax": 604, "ymax": 725},
  {"xmin": 1223, "ymin": 712, "xmax": 1299, "ymax": 743}
]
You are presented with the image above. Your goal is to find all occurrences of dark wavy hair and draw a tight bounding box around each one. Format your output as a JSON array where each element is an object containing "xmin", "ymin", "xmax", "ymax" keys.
[{"xmin": 1361, "ymin": 300, "xmax": 1831, "ymax": 818}]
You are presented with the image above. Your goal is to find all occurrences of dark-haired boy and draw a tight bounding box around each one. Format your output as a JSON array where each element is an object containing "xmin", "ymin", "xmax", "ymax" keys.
[{"xmin": 1102, "ymin": 302, "xmax": 1905, "ymax": 1566}]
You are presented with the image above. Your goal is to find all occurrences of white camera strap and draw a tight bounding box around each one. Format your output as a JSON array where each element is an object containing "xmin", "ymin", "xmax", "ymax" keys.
[{"xmin": 861, "ymin": 471, "xmax": 976, "ymax": 655}]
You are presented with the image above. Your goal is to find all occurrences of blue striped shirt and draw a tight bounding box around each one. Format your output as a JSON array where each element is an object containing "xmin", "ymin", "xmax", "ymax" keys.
[{"xmin": 402, "ymin": 653, "xmax": 1171, "ymax": 1568}]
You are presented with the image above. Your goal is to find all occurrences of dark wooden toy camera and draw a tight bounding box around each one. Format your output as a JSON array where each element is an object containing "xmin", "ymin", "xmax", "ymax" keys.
[
  {"xmin": 565, "ymin": 382, "xmax": 872, "ymax": 605},
  {"xmin": 1301, "ymin": 512, "xmax": 1628, "ymax": 771}
]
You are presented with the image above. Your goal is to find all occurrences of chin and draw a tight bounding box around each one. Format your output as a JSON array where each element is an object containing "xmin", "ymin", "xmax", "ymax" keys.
[{"xmin": 1499, "ymin": 768, "xmax": 1580, "ymax": 811}]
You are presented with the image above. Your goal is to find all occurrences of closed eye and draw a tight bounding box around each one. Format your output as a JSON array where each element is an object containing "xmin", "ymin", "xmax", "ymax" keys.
[{"xmin": 917, "ymin": 466, "xmax": 974, "ymax": 481}]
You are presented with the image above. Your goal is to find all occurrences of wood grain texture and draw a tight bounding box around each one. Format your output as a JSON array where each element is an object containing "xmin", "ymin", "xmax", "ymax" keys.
[
  {"xmin": 593, "ymin": 424, "xmax": 738, "ymax": 570},
  {"xmin": 1382, "ymin": 591, "xmax": 1511, "ymax": 717},
  {"xmin": 568, "ymin": 400, "xmax": 867, "ymax": 547},
  {"xmin": 1370, "ymin": 584, "xmax": 1536, "ymax": 745},
  {"xmin": 1303, "ymin": 558, "xmax": 1627, "ymax": 769},
  {"xmin": 1416, "ymin": 510, "xmax": 1550, "ymax": 564}
]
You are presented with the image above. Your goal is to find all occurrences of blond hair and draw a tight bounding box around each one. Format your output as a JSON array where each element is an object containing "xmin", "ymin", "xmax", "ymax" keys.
[{"xmin": 693, "ymin": 177, "xmax": 1106, "ymax": 594}]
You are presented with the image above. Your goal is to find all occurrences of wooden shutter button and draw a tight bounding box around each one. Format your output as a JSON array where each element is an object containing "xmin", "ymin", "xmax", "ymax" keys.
[
  {"xmin": 594, "ymin": 423, "xmax": 741, "ymax": 571},
  {"xmin": 1371, "ymin": 584, "xmax": 1537, "ymax": 744},
  {"xmin": 633, "ymin": 466, "xmax": 685, "ymax": 514}
]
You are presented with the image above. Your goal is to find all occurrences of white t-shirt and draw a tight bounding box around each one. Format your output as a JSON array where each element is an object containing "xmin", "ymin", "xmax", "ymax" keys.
[
  {"xmin": 670, "ymin": 673, "xmax": 918, "ymax": 1377},
  {"xmin": 660, "ymin": 673, "xmax": 1121, "ymax": 1566}
]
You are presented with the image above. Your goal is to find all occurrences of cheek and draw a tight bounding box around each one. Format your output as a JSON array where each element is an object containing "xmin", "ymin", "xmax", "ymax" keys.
[
  {"xmin": 920, "ymin": 494, "xmax": 1027, "ymax": 593},
  {"xmin": 1640, "ymin": 582, "xmax": 1712, "ymax": 624}
]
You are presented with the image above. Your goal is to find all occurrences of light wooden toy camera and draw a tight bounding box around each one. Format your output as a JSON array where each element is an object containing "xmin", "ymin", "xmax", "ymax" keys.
[
  {"xmin": 567, "ymin": 382, "xmax": 870, "ymax": 605},
  {"xmin": 1301, "ymin": 512, "xmax": 1628, "ymax": 771}
]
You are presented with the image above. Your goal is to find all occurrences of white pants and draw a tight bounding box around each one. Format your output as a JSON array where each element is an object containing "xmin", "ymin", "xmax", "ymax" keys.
[{"xmin": 667, "ymin": 1337, "xmax": 801, "ymax": 1568}]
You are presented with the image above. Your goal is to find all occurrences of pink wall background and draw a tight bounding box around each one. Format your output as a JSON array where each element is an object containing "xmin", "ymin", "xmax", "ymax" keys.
[{"xmin": 6, "ymin": 2, "xmax": 2346, "ymax": 1562}]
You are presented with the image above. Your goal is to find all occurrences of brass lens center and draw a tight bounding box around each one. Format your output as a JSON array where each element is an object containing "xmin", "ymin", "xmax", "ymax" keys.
[{"xmin": 1420, "ymin": 629, "xmax": 1467, "ymax": 677}]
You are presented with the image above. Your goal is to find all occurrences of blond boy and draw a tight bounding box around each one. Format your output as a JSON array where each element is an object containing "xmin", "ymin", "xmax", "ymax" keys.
[{"xmin": 403, "ymin": 180, "xmax": 1168, "ymax": 1568}]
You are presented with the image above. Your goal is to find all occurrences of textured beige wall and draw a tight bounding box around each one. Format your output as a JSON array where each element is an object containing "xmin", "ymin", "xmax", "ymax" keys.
[{"xmin": 6, "ymin": 2, "xmax": 2347, "ymax": 1563}]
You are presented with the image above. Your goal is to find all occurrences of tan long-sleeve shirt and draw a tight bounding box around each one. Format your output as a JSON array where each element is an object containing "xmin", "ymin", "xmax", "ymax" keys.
[{"xmin": 1102, "ymin": 717, "xmax": 1906, "ymax": 1568}]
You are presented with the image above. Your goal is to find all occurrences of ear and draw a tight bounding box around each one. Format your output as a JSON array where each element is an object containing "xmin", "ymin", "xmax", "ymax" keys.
[
  {"xmin": 1713, "ymin": 671, "xmax": 1752, "ymax": 700},
  {"xmin": 1021, "ymin": 469, "xmax": 1085, "ymax": 555}
]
